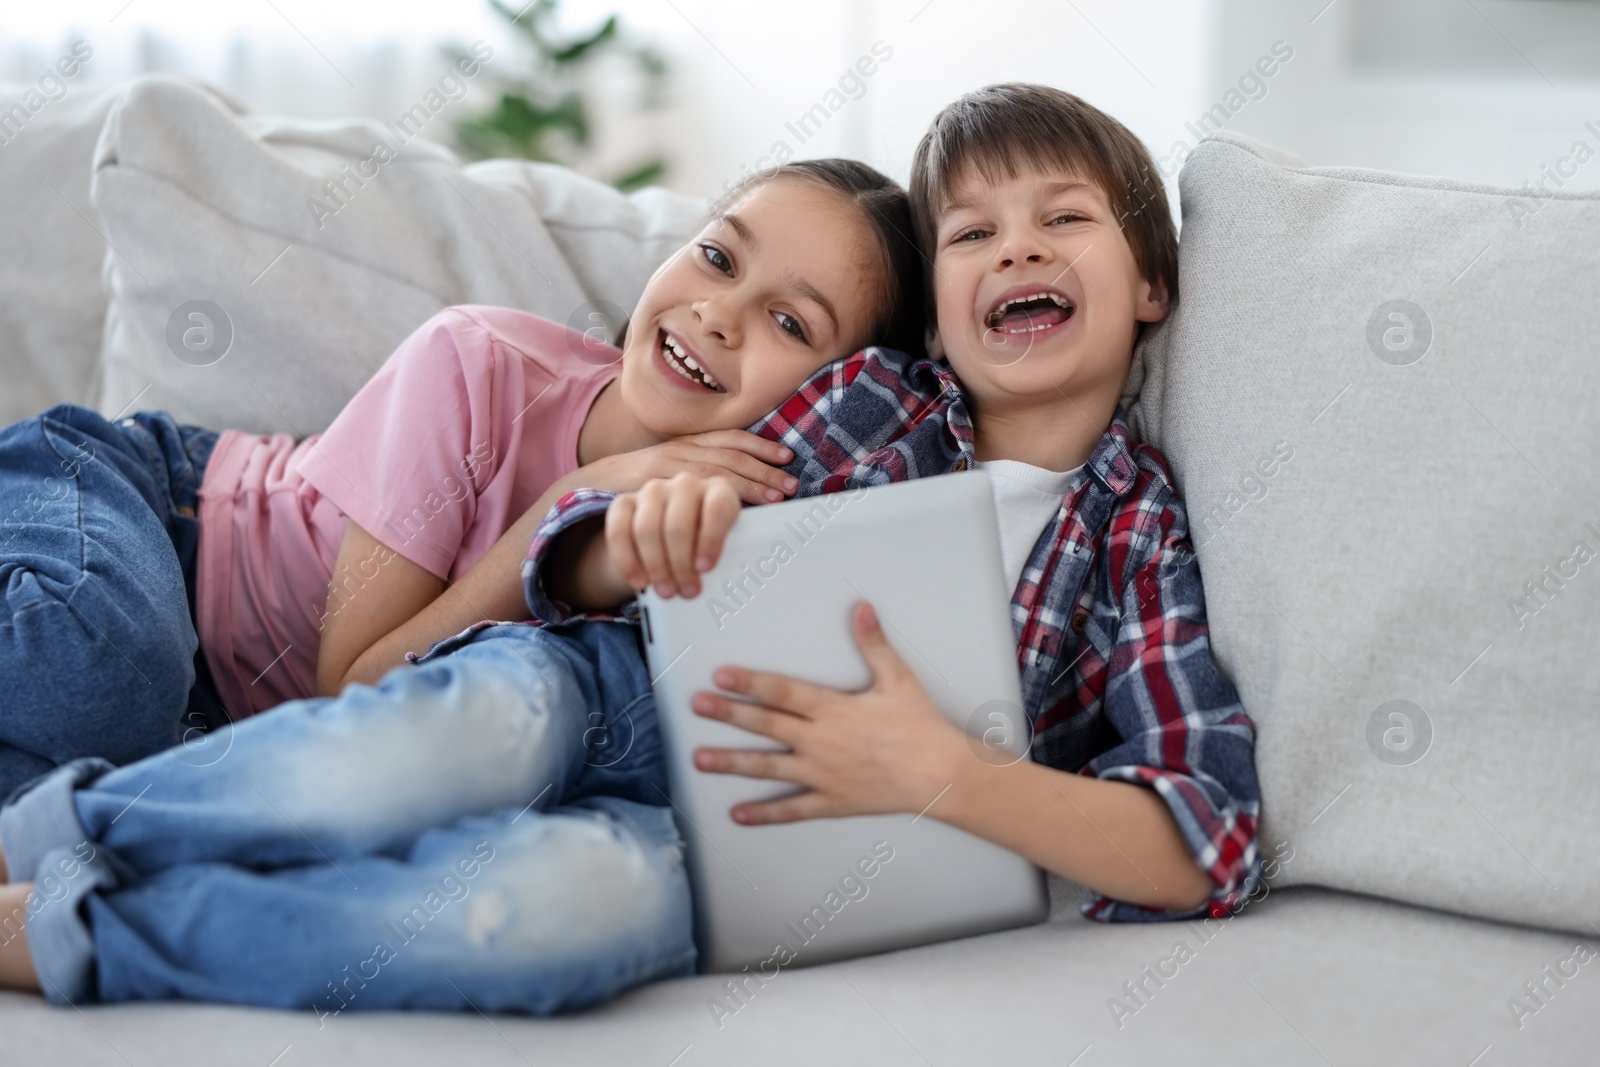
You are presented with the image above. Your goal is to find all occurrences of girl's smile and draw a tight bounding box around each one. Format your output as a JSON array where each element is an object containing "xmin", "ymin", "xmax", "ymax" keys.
[
  {"xmin": 655, "ymin": 327, "xmax": 725, "ymax": 393},
  {"xmin": 616, "ymin": 176, "xmax": 883, "ymax": 440}
]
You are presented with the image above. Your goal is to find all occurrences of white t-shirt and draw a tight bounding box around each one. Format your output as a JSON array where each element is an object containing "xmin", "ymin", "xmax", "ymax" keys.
[{"xmin": 975, "ymin": 458, "xmax": 1084, "ymax": 594}]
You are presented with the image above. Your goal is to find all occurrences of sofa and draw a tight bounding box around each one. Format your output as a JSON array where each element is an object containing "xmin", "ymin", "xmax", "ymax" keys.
[{"xmin": 1, "ymin": 76, "xmax": 1595, "ymax": 1065}]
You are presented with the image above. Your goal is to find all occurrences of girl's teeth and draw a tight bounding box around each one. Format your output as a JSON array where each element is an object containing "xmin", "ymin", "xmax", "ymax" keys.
[{"xmin": 662, "ymin": 333, "xmax": 723, "ymax": 390}]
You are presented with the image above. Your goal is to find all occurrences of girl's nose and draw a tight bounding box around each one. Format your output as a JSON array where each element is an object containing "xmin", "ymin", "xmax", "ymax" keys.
[{"xmin": 693, "ymin": 295, "xmax": 741, "ymax": 346}]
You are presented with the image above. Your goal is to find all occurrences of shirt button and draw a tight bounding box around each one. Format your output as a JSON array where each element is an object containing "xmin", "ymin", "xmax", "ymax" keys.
[{"xmin": 1071, "ymin": 612, "xmax": 1087, "ymax": 633}]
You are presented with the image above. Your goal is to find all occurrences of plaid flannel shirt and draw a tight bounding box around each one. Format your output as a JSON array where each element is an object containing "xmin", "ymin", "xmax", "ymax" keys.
[{"xmin": 516, "ymin": 346, "xmax": 1262, "ymax": 922}]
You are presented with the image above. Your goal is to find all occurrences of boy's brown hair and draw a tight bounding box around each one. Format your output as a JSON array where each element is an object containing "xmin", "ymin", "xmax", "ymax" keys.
[{"xmin": 909, "ymin": 83, "xmax": 1178, "ymax": 306}]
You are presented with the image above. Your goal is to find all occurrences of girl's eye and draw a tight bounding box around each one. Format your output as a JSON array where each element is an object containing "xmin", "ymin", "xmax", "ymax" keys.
[
  {"xmin": 1049, "ymin": 212, "xmax": 1087, "ymax": 225},
  {"xmin": 700, "ymin": 243, "xmax": 733, "ymax": 275},
  {"xmin": 774, "ymin": 311, "xmax": 808, "ymax": 343}
]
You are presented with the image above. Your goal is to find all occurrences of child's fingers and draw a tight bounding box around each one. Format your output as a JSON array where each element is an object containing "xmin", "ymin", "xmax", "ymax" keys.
[
  {"xmin": 715, "ymin": 472, "xmax": 789, "ymax": 506},
  {"xmin": 696, "ymin": 429, "xmax": 794, "ymax": 467},
  {"xmin": 603, "ymin": 495, "xmax": 647, "ymax": 591},
  {"xmin": 628, "ymin": 482, "xmax": 677, "ymax": 596},
  {"xmin": 661, "ymin": 477, "xmax": 706, "ymax": 596},
  {"xmin": 851, "ymin": 602, "xmax": 914, "ymax": 689},
  {"xmin": 695, "ymin": 449, "xmax": 795, "ymax": 501},
  {"xmin": 693, "ymin": 477, "xmax": 743, "ymax": 575}
]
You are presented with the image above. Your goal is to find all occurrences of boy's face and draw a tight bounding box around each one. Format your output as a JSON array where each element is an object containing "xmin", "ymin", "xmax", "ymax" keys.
[{"xmin": 930, "ymin": 163, "xmax": 1168, "ymax": 422}]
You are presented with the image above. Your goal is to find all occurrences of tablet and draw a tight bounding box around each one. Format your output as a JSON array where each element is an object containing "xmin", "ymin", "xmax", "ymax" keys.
[{"xmin": 639, "ymin": 471, "xmax": 1049, "ymax": 973}]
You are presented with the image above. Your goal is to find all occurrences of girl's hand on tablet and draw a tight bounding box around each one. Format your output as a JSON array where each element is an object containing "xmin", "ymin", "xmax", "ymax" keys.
[
  {"xmin": 688, "ymin": 601, "xmax": 968, "ymax": 824},
  {"xmin": 584, "ymin": 430, "xmax": 797, "ymax": 506},
  {"xmin": 544, "ymin": 433, "xmax": 792, "ymax": 612},
  {"xmin": 606, "ymin": 472, "xmax": 744, "ymax": 599}
]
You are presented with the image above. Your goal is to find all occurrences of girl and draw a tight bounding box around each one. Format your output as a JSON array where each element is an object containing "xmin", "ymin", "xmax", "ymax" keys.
[
  {"xmin": 0, "ymin": 159, "xmax": 923, "ymax": 799},
  {"xmin": 0, "ymin": 160, "xmax": 927, "ymax": 1013}
]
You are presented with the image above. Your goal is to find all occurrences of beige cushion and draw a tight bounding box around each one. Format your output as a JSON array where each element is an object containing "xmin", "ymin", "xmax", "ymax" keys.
[
  {"xmin": 1125, "ymin": 132, "xmax": 1600, "ymax": 935},
  {"xmin": 91, "ymin": 76, "xmax": 706, "ymax": 435}
]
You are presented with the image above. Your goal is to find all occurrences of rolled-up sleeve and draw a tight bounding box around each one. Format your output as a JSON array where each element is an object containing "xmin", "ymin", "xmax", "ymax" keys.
[
  {"xmin": 521, "ymin": 488, "xmax": 621, "ymax": 624},
  {"xmin": 1081, "ymin": 492, "xmax": 1262, "ymax": 923}
]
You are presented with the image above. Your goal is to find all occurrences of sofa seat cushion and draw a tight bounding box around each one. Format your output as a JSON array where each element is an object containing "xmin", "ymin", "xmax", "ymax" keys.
[{"xmin": 3, "ymin": 886, "xmax": 1593, "ymax": 1064}]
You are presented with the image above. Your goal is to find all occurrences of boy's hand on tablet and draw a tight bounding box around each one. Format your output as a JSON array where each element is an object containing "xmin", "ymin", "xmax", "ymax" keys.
[
  {"xmin": 585, "ymin": 430, "xmax": 797, "ymax": 506},
  {"xmin": 689, "ymin": 602, "xmax": 968, "ymax": 824},
  {"xmin": 607, "ymin": 472, "xmax": 744, "ymax": 599}
]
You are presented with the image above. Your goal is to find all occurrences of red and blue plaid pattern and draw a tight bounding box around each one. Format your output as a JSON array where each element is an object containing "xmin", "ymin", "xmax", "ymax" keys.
[{"xmin": 519, "ymin": 347, "xmax": 1261, "ymax": 921}]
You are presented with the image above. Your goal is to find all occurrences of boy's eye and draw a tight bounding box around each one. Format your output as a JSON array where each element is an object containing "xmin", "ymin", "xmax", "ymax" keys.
[
  {"xmin": 774, "ymin": 311, "xmax": 808, "ymax": 343},
  {"xmin": 950, "ymin": 227, "xmax": 990, "ymax": 244},
  {"xmin": 1049, "ymin": 212, "xmax": 1088, "ymax": 225},
  {"xmin": 700, "ymin": 243, "xmax": 733, "ymax": 275}
]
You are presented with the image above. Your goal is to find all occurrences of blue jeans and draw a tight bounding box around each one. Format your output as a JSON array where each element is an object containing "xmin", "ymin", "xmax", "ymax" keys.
[
  {"xmin": 0, "ymin": 404, "xmax": 227, "ymax": 801},
  {"xmin": 0, "ymin": 620, "xmax": 694, "ymax": 1014}
]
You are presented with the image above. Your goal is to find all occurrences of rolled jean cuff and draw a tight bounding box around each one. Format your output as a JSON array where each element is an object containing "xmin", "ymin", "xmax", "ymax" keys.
[
  {"xmin": 0, "ymin": 757, "xmax": 114, "ymax": 883},
  {"xmin": 26, "ymin": 843, "xmax": 121, "ymax": 1005}
]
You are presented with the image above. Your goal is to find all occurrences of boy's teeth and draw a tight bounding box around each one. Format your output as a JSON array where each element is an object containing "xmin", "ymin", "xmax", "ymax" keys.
[
  {"xmin": 995, "ymin": 292, "xmax": 1070, "ymax": 315},
  {"xmin": 988, "ymin": 291, "xmax": 1075, "ymax": 331}
]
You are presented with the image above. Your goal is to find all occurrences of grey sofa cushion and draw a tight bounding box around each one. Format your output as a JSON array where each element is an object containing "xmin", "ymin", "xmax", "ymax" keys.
[
  {"xmin": 0, "ymin": 79, "xmax": 128, "ymax": 424},
  {"xmin": 4, "ymin": 887, "xmax": 1595, "ymax": 1065},
  {"xmin": 90, "ymin": 76, "xmax": 706, "ymax": 436},
  {"xmin": 1125, "ymin": 132, "xmax": 1600, "ymax": 936}
]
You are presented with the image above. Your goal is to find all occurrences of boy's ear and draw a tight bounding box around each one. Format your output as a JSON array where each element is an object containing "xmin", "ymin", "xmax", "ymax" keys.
[
  {"xmin": 1137, "ymin": 275, "xmax": 1172, "ymax": 324},
  {"xmin": 925, "ymin": 326, "xmax": 946, "ymax": 360}
]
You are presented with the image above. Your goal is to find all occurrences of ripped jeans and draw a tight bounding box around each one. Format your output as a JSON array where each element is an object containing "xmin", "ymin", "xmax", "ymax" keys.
[{"xmin": 0, "ymin": 620, "xmax": 695, "ymax": 1015}]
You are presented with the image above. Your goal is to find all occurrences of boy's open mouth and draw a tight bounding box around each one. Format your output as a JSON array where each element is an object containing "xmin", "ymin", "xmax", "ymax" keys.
[
  {"xmin": 985, "ymin": 289, "xmax": 1076, "ymax": 335},
  {"xmin": 659, "ymin": 328, "xmax": 726, "ymax": 392}
]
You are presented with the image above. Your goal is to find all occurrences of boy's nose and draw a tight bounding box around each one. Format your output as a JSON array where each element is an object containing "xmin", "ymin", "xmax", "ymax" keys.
[{"xmin": 995, "ymin": 234, "xmax": 1054, "ymax": 269}]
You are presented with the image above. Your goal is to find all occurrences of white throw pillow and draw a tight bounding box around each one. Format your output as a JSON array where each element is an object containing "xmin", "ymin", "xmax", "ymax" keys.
[
  {"xmin": 0, "ymin": 78, "xmax": 127, "ymax": 423},
  {"xmin": 91, "ymin": 76, "xmax": 706, "ymax": 435},
  {"xmin": 1125, "ymin": 132, "xmax": 1600, "ymax": 935}
]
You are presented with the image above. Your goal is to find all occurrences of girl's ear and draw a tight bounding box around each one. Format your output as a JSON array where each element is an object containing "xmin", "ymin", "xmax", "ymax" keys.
[{"xmin": 925, "ymin": 327, "xmax": 946, "ymax": 360}]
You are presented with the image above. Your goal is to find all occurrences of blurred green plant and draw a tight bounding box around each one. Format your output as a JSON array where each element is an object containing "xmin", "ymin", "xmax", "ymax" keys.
[{"xmin": 451, "ymin": 0, "xmax": 669, "ymax": 190}]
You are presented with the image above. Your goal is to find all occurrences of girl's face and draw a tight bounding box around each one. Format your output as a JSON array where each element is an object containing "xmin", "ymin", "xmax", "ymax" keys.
[{"xmin": 619, "ymin": 178, "xmax": 882, "ymax": 436}]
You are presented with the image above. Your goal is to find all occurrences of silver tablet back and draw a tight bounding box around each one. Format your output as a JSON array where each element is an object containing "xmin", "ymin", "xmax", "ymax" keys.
[{"xmin": 639, "ymin": 472, "xmax": 1049, "ymax": 973}]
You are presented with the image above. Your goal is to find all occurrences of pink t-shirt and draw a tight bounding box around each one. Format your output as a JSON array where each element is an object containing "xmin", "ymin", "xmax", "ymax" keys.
[{"xmin": 194, "ymin": 306, "xmax": 620, "ymax": 720}]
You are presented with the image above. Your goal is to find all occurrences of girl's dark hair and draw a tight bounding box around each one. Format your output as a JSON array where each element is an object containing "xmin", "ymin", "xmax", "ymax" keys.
[{"xmin": 717, "ymin": 159, "xmax": 926, "ymax": 356}]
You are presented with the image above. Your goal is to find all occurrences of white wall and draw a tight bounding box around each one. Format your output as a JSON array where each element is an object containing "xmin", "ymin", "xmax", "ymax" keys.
[
  {"xmin": 1212, "ymin": 0, "xmax": 1600, "ymax": 192},
  {"xmin": 0, "ymin": 1, "xmax": 507, "ymax": 130},
  {"xmin": 596, "ymin": 0, "xmax": 1215, "ymax": 198},
  {"xmin": 0, "ymin": 0, "xmax": 1216, "ymax": 205},
  {"xmin": 9, "ymin": 0, "xmax": 1600, "ymax": 202}
]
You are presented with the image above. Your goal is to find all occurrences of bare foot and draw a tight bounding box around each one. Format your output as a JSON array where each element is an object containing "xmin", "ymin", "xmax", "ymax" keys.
[{"xmin": 0, "ymin": 883, "xmax": 39, "ymax": 992}]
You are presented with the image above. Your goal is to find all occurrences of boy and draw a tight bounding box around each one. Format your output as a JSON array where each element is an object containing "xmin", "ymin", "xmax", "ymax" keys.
[{"xmin": 536, "ymin": 83, "xmax": 1262, "ymax": 920}]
